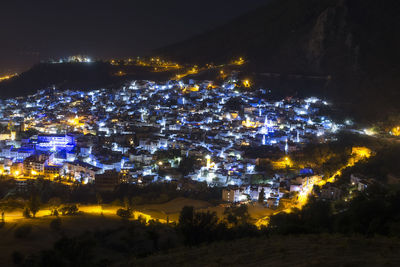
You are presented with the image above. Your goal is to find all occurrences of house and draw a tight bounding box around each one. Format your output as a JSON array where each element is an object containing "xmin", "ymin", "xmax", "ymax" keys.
[
  {"xmin": 222, "ymin": 185, "xmax": 274, "ymax": 203},
  {"xmin": 11, "ymin": 162, "xmax": 24, "ymax": 176},
  {"xmin": 23, "ymin": 155, "xmax": 47, "ymax": 176},
  {"xmin": 222, "ymin": 187, "xmax": 244, "ymax": 202},
  {"xmin": 320, "ymin": 183, "xmax": 342, "ymax": 200},
  {"xmin": 350, "ymin": 174, "xmax": 371, "ymax": 191},
  {"xmin": 130, "ymin": 151, "xmax": 153, "ymax": 164},
  {"xmin": 61, "ymin": 161, "xmax": 98, "ymax": 184},
  {"xmin": 44, "ymin": 165, "xmax": 62, "ymax": 179},
  {"xmin": 266, "ymin": 197, "xmax": 279, "ymax": 208}
]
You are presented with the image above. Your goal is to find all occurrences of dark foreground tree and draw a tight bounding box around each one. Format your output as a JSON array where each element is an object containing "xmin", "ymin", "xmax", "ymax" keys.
[
  {"xmin": 178, "ymin": 206, "xmax": 219, "ymax": 246},
  {"xmin": 224, "ymin": 204, "xmax": 251, "ymax": 226},
  {"xmin": 27, "ymin": 195, "xmax": 41, "ymax": 218},
  {"xmin": 258, "ymin": 188, "xmax": 265, "ymax": 204}
]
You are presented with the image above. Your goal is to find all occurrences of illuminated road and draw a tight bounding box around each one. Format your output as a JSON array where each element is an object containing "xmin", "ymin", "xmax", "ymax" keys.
[{"xmin": 255, "ymin": 146, "xmax": 372, "ymax": 227}]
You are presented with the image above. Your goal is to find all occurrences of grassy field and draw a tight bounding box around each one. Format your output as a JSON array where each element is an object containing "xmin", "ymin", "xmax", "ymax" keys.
[
  {"xmin": 0, "ymin": 197, "xmax": 277, "ymax": 265},
  {"xmin": 131, "ymin": 234, "xmax": 400, "ymax": 267},
  {"xmin": 135, "ymin": 197, "xmax": 213, "ymax": 222}
]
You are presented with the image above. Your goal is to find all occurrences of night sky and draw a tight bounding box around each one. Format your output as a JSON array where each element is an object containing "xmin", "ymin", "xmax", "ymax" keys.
[{"xmin": 0, "ymin": 0, "xmax": 271, "ymax": 75}]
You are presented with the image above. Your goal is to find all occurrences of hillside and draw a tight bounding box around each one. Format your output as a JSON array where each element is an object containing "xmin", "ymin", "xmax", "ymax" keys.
[
  {"xmin": 157, "ymin": 0, "xmax": 400, "ymax": 121},
  {"xmin": 0, "ymin": 62, "xmax": 175, "ymax": 99},
  {"xmin": 131, "ymin": 234, "xmax": 400, "ymax": 266}
]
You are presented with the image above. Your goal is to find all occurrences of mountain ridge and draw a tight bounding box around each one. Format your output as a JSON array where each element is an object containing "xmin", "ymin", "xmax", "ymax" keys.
[
  {"xmin": 156, "ymin": 0, "xmax": 400, "ymax": 120},
  {"xmin": 0, "ymin": 62, "xmax": 176, "ymax": 99}
]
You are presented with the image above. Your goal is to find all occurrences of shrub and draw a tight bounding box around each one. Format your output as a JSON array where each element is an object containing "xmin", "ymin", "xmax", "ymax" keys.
[
  {"xmin": 116, "ymin": 208, "xmax": 132, "ymax": 219},
  {"xmin": 22, "ymin": 208, "xmax": 31, "ymax": 218},
  {"xmin": 59, "ymin": 205, "xmax": 79, "ymax": 216}
]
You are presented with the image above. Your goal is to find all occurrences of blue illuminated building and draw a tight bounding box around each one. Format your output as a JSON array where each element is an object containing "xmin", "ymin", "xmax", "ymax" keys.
[
  {"xmin": 300, "ymin": 168, "xmax": 314, "ymax": 175},
  {"xmin": 35, "ymin": 134, "xmax": 76, "ymax": 153}
]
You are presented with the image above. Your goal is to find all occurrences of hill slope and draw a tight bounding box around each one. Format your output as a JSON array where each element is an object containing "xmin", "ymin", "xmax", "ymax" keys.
[
  {"xmin": 0, "ymin": 62, "xmax": 175, "ymax": 99},
  {"xmin": 131, "ymin": 234, "xmax": 400, "ymax": 266},
  {"xmin": 157, "ymin": 0, "xmax": 400, "ymax": 120}
]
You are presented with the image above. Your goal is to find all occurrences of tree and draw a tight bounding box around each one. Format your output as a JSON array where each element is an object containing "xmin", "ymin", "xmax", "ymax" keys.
[
  {"xmin": 59, "ymin": 205, "xmax": 79, "ymax": 216},
  {"xmin": 312, "ymin": 185, "xmax": 321, "ymax": 196},
  {"xmin": 116, "ymin": 208, "xmax": 132, "ymax": 219},
  {"xmin": 224, "ymin": 205, "xmax": 251, "ymax": 226},
  {"xmin": 123, "ymin": 196, "xmax": 130, "ymax": 209},
  {"xmin": 27, "ymin": 195, "xmax": 41, "ymax": 218},
  {"xmin": 48, "ymin": 197, "xmax": 61, "ymax": 210},
  {"xmin": 178, "ymin": 157, "xmax": 197, "ymax": 176},
  {"xmin": 258, "ymin": 188, "xmax": 265, "ymax": 204},
  {"xmin": 22, "ymin": 208, "xmax": 31, "ymax": 219},
  {"xmin": 96, "ymin": 193, "xmax": 103, "ymax": 206},
  {"xmin": 178, "ymin": 206, "xmax": 219, "ymax": 246},
  {"xmin": 178, "ymin": 206, "xmax": 194, "ymax": 229},
  {"xmin": 96, "ymin": 193, "xmax": 103, "ymax": 215}
]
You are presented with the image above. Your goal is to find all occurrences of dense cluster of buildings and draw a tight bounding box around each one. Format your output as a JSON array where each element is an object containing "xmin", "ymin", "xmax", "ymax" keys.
[
  {"xmin": 48, "ymin": 55, "xmax": 92, "ymax": 64},
  {"xmin": 0, "ymin": 74, "xmax": 345, "ymax": 202}
]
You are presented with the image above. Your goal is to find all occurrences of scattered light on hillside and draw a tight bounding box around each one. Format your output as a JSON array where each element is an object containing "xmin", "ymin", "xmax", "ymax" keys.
[
  {"xmin": 391, "ymin": 126, "xmax": 400, "ymax": 136},
  {"xmin": 0, "ymin": 73, "xmax": 17, "ymax": 82}
]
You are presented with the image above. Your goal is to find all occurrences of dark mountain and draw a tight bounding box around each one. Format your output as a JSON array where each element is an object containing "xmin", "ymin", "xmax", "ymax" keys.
[
  {"xmin": 157, "ymin": 0, "xmax": 400, "ymax": 121},
  {"xmin": 0, "ymin": 62, "xmax": 175, "ymax": 99},
  {"xmin": 0, "ymin": 62, "xmax": 117, "ymax": 98}
]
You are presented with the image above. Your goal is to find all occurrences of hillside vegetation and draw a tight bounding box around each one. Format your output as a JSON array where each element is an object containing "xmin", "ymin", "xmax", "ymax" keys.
[{"xmin": 132, "ymin": 234, "xmax": 400, "ymax": 267}]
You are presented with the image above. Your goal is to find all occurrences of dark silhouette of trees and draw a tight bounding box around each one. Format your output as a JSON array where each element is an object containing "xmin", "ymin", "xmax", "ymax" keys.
[
  {"xmin": 258, "ymin": 188, "xmax": 265, "ymax": 204},
  {"xmin": 178, "ymin": 205, "xmax": 261, "ymax": 246},
  {"xmin": 116, "ymin": 208, "xmax": 132, "ymax": 219},
  {"xmin": 268, "ymin": 184, "xmax": 400, "ymax": 237},
  {"xmin": 96, "ymin": 193, "xmax": 102, "ymax": 206},
  {"xmin": 178, "ymin": 206, "xmax": 219, "ymax": 246},
  {"xmin": 59, "ymin": 205, "xmax": 79, "ymax": 216},
  {"xmin": 224, "ymin": 205, "xmax": 250, "ymax": 226},
  {"xmin": 178, "ymin": 157, "xmax": 197, "ymax": 176},
  {"xmin": 22, "ymin": 207, "xmax": 31, "ymax": 218},
  {"xmin": 27, "ymin": 194, "xmax": 41, "ymax": 218}
]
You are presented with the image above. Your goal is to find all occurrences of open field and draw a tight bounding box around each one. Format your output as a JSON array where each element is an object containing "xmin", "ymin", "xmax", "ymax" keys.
[
  {"xmin": 135, "ymin": 197, "xmax": 275, "ymax": 223},
  {"xmin": 135, "ymin": 197, "xmax": 213, "ymax": 222}
]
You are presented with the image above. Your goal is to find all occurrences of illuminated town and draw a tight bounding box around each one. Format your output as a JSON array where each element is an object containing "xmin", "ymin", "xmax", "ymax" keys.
[{"xmin": 0, "ymin": 68, "xmax": 375, "ymax": 211}]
